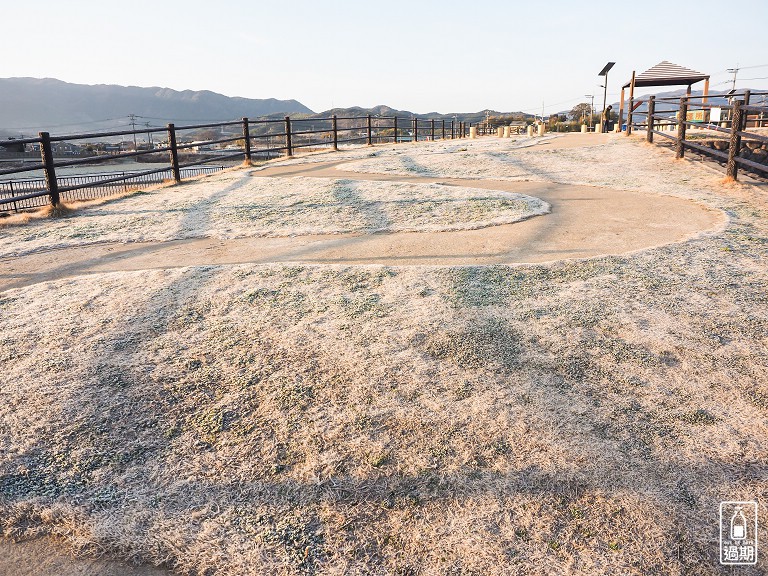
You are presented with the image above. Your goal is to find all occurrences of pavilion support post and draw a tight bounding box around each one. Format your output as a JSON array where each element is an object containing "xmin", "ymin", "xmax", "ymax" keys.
[
  {"xmin": 624, "ymin": 71, "xmax": 636, "ymax": 135},
  {"xmin": 702, "ymin": 78, "xmax": 710, "ymax": 106},
  {"xmin": 618, "ymin": 87, "xmax": 626, "ymax": 133}
]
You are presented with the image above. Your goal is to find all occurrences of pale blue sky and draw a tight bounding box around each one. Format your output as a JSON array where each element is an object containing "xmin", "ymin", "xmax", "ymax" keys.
[{"xmin": 4, "ymin": 0, "xmax": 767, "ymax": 114}]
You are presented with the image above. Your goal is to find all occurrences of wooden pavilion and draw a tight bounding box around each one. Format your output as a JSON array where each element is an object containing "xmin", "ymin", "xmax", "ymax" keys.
[{"xmin": 619, "ymin": 61, "xmax": 710, "ymax": 131}]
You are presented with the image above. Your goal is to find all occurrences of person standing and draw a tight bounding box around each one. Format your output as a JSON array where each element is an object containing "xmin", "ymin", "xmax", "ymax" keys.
[{"xmin": 603, "ymin": 105, "xmax": 613, "ymax": 133}]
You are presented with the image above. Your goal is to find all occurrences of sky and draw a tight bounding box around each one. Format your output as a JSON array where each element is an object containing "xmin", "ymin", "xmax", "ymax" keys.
[{"xmin": 4, "ymin": 0, "xmax": 768, "ymax": 115}]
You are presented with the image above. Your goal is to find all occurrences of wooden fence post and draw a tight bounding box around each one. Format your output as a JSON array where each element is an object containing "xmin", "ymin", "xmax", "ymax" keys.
[
  {"xmin": 367, "ymin": 114, "xmax": 373, "ymax": 146},
  {"xmin": 242, "ymin": 117, "xmax": 252, "ymax": 163},
  {"xmin": 393, "ymin": 116, "xmax": 398, "ymax": 144},
  {"xmin": 646, "ymin": 96, "xmax": 655, "ymax": 143},
  {"xmin": 38, "ymin": 131, "xmax": 59, "ymax": 206},
  {"xmin": 284, "ymin": 116, "xmax": 293, "ymax": 157},
  {"xmin": 413, "ymin": 118, "xmax": 418, "ymax": 142},
  {"xmin": 430, "ymin": 118, "xmax": 435, "ymax": 141},
  {"xmin": 166, "ymin": 124, "xmax": 181, "ymax": 183},
  {"xmin": 442, "ymin": 119, "xmax": 446, "ymax": 140},
  {"xmin": 332, "ymin": 115, "xmax": 338, "ymax": 151},
  {"xmin": 743, "ymin": 90, "xmax": 751, "ymax": 129},
  {"xmin": 675, "ymin": 98, "xmax": 688, "ymax": 159},
  {"xmin": 451, "ymin": 120, "xmax": 455, "ymax": 139},
  {"xmin": 726, "ymin": 100, "xmax": 743, "ymax": 180}
]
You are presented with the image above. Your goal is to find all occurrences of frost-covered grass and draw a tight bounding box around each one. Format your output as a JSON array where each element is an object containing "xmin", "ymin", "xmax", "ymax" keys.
[
  {"xmin": 1, "ymin": 135, "xmax": 767, "ymax": 575},
  {"xmin": 336, "ymin": 135, "xmax": 739, "ymax": 201},
  {"xmin": 0, "ymin": 173, "xmax": 547, "ymax": 258}
]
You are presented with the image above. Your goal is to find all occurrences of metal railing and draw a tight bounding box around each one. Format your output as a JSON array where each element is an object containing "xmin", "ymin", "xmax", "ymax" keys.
[
  {"xmin": 0, "ymin": 115, "xmax": 471, "ymax": 211},
  {"xmin": 624, "ymin": 90, "xmax": 768, "ymax": 180},
  {"xmin": 0, "ymin": 166, "xmax": 224, "ymax": 211}
]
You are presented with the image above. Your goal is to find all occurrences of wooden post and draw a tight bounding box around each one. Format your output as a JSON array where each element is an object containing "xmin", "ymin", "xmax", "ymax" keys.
[
  {"xmin": 618, "ymin": 87, "xmax": 626, "ymax": 132},
  {"xmin": 624, "ymin": 71, "xmax": 636, "ymax": 135},
  {"xmin": 367, "ymin": 114, "xmax": 373, "ymax": 146},
  {"xmin": 451, "ymin": 120, "xmax": 455, "ymax": 139},
  {"xmin": 726, "ymin": 100, "xmax": 743, "ymax": 180},
  {"xmin": 675, "ymin": 98, "xmax": 688, "ymax": 159},
  {"xmin": 442, "ymin": 119, "xmax": 446, "ymax": 140},
  {"xmin": 646, "ymin": 96, "xmax": 655, "ymax": 143},
  {"xmin": 166, "ymin": 124, "xmax": 181, "ymax": 183},
  {"xmin": 412, "ymin": 118, "xmax": 418, "ymax": 142},
  {"xmin": 242, "ymin": 117, "xmax": 252, "ymax": 163},
  {"xmin": 743, "ymin": 90, "xmax": 751, "ymax": 129},
  {"xmin": 332, "ymin": 115, "xmax": 338, "ymax": 150},
  {"xmin": 702, "ymin": 78, "xmax": 710, "ymax": 106},
  {"xmin": 284, "ymin": 116, "xmax": 293, "ymax": 157},
  {"xmin": 393, "ymin": 116, "xmax": 398, "ymax": 144},
  {"xmin": 430, "ymin": 118, "xmax": 435, "ymax": 141},
  {"xmin": 38, "ymin": 131, "xmax": 60, "ymax": 206}
]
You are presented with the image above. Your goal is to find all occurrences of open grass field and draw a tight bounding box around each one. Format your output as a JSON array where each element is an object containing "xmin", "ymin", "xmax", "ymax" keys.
[{"xmin": 1, "ymin": 133, "xmax": 767, "ymax": 575}]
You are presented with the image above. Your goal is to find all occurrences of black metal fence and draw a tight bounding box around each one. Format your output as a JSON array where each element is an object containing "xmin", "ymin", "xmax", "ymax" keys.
[
  {"xmin": 0, "ymin": 115, "xmax": 470, "ymax": 211},
  {"xmin": 624, "ymin": 90, "xmax": 768, "ymax": 180},
  {"xmin": 0, "ymin": 166, "xmax": 224, "ymax": 211}
]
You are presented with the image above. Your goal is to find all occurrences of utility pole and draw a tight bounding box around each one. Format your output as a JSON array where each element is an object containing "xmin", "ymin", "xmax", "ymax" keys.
[
  {"xmin": 727, "ymin": 64, "xmax": 739, "ymax": 92},
  {"xmin": 144, "ymin": 122, "xmax": 153, "ymax": 148},
  {"xmin": 128, "ymin": 113, "xmax": 138, "ymax": 153},
  {"xmin": 585, "ymin": 94, "xmax": 594, "ymax": 128}
]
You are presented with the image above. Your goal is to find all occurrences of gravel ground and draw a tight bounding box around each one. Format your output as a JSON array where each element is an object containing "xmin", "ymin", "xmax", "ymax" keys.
[{"xmin": 1, "ymin": 134, "xmax": 767, "ymax": 575}]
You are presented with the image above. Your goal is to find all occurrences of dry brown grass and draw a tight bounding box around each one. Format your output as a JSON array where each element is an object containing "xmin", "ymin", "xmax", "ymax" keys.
[
  {"xmin": 0, "ymin": 202, "xmax": 75, "ymax": 227},
  {"xmin": 1, "ymin": 136, "xmax": 767, "ymax": 575}
]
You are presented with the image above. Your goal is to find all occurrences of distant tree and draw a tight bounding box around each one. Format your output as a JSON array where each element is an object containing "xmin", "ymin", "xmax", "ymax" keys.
[{"xmin": 569, "ymin": 103, "xmax": 593, "ymax": 123}]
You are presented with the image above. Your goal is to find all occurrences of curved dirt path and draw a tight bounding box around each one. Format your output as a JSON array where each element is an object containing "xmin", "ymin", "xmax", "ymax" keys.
[
  {"xmin": 0, "ymin": 537, "xmax": 168, "ymax": 576},
  {"xmin": 0, "ymin": 133, "xmax": 723, "ymax": 292}
]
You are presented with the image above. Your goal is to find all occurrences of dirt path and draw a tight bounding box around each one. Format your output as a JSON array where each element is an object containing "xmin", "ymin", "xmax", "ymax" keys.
[
  {"xmin": 0, "ymin": 537, "xmax": 168, "ymax": 576},
  {"xmin": 0, "ymin": 158, "xmax": 723, "ymax": 291}
]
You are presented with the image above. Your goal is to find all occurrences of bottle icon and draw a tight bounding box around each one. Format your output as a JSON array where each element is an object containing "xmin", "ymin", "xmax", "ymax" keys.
[{"xmin": 731, "ymin": 506, "xmax": 747, "ymax": 541}]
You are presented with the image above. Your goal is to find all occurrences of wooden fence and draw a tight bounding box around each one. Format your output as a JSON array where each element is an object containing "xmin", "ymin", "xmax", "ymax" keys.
[
  {"xmin": 624, "ymin": 90, "xmax": 768, "ymax": 181},
  {"xmin": 0, "ymin": 115, "xmax": 470, "ymax": 211}
]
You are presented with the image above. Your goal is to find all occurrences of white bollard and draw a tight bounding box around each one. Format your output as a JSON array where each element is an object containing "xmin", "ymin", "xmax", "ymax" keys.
[
  {"xmin": 503, "ymin": 126, "xmax": 511, "ymax": 138},
  {"xmin": 469, "ymin": 126, "xmax": 477, "ymax": 139},
  {"xmin": 581, "ymin": 124, "xmax": 587, "ymax": 133},
  {"xmin": 596, "ymin": 123, "xmax": 603, "ymax": 134},
  {"xmin": 497, "ymin": 127, "xmax": 504, "ymax": 137},
  {"xmin": 526, "ymin": 125, "xmax": 534, "ymax": 137},
  {"xmin": 538, "ymin": 124, "xmax": 545, "ymax": 137}
]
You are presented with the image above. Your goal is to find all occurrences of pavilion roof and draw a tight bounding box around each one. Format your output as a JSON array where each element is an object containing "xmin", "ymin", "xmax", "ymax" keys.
[{"xmin": 623, "ymin": 61, "xmax": 709, "ymax": 88}]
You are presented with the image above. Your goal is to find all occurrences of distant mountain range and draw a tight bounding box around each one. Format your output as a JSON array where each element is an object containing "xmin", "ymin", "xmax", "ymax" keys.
[
  {"xmin": 0, "ymin": 78, "xmax": 534, "ymax": 138},
  {"xmin": 0, "ymin": 77, "xmax": 314, "ymax": 136}
]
